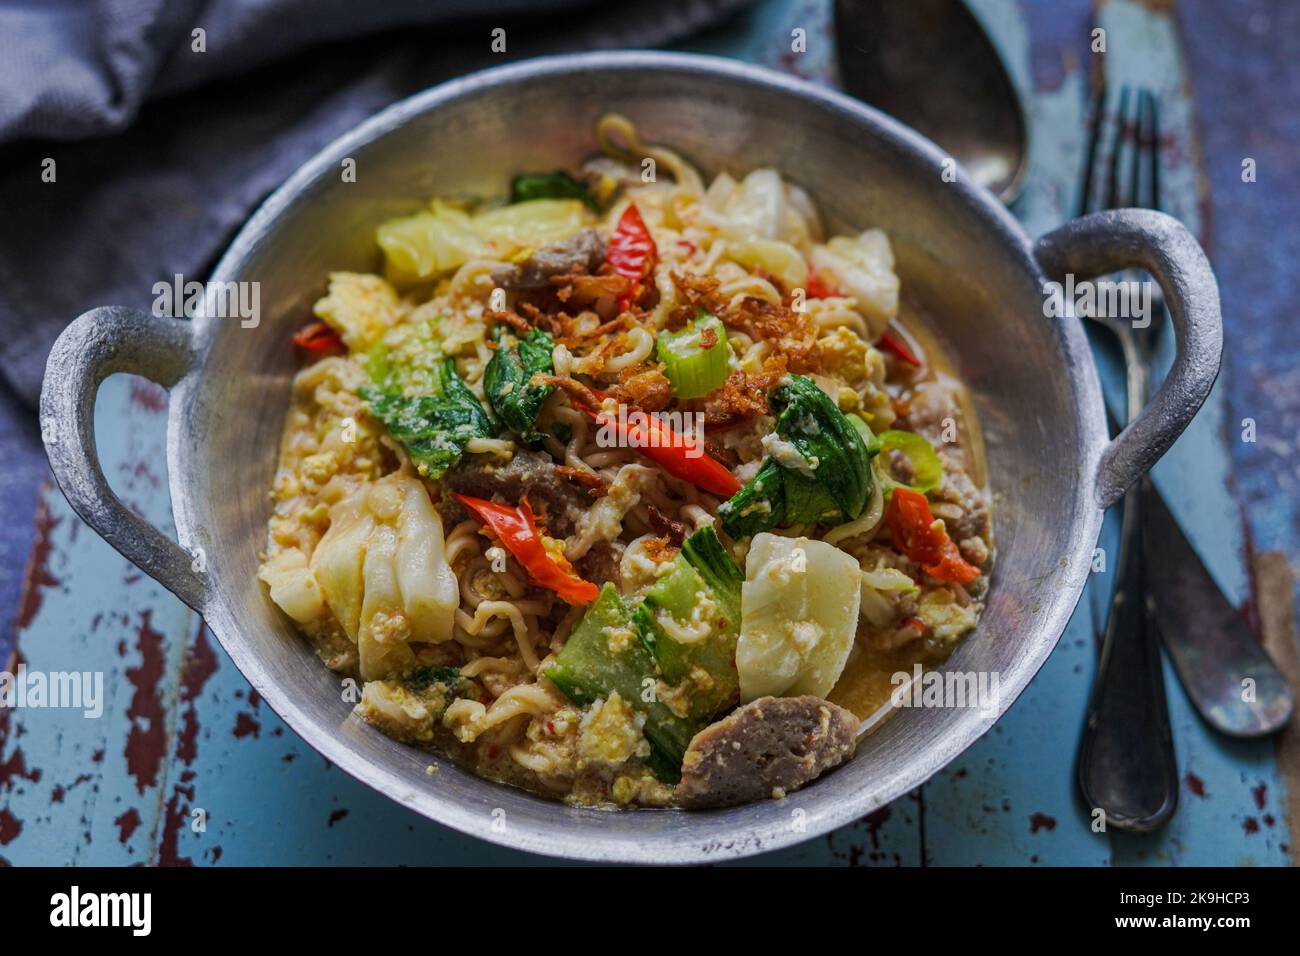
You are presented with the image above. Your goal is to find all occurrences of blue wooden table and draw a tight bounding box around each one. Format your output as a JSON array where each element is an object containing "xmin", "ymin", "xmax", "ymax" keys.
[{"xmin": 2, "ymin": 0, "xmax": 1297, "ymax": 866}]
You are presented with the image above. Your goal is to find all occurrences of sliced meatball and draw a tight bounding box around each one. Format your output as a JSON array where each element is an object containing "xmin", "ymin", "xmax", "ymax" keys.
[
  {"xmin": 676, "ymin": 696, "xmax": 859, "ymax": 809},
  {"xmin": 490, "ymin": 229, "xmax": 606, "ymax": 290},
  {"xmin": 440, "ymin": 450, "xmax": 589, "ymax": 537},
  {"xmin": 574, "ymin": 539, "xmax": 623, "ymax": 590}
]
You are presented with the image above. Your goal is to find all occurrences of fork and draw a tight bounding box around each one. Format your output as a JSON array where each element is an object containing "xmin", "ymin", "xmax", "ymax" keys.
[{"xmin": 1074, "ymin": 83, "xmax": 1180, "ymax": 832}]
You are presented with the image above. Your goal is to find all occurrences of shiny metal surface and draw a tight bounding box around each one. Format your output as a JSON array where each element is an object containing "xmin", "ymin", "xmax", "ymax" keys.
[
  {"xmin": 39, "ymin": 51, "xmax": 1221, "ymax": 862},
  {"xmin": 1143, "ymin": 483, "xmax": 1296, "ymax": 737},
  {"xmin": 1072, "ymin": 86, "xmax": 1179, "ymax": 832},
  {"xmin": 834, "ymin": 0, "xmax": 1030, "ymax": 204}
]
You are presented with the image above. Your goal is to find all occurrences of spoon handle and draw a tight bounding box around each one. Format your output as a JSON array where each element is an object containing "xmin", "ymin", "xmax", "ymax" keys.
[
  {"xmin": 1142, "ymin": 482, "xmax": 1295, "ymax": 736},
  {"xmin": 1077, "ymin": 476, "xmax": 1179, "ymax": 831}
]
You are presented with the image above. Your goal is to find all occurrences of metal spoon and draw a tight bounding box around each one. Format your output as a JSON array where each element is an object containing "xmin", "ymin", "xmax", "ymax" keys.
[{"xmin": 834, "ymin": 0, "xmax": 1029, "ymax": 204}]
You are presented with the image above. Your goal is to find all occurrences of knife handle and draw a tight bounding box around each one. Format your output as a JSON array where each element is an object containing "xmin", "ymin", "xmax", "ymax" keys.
[{"xmin": 1077, "ymin": 477, "xmax": 1179, "ymax": 831}]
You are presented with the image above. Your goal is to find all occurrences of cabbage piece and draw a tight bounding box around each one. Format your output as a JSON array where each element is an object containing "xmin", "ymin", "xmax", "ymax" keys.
[
  {"xmin": 709, "ymin": 169, "xmax": 819, "ymax": 251},
  {"xmin": 377, "ymin": 201, "xmax": 487, "ymax": 286},
  {"xmin": 361, "ymin": 357, "xmax": 496, "ymax": 481},
  {"xmin": 357, "ymin": 523, "xmax": 415, "ymax": 680},
  {"xmin": 858, "ymin": 565, "xmax": 919, "ymax": 629},
  {"xmin": 729, "ymin": 238, "xmax": 807, "ymax": 290},
  {"xmin": 809, "ymin": 228, "xmax": 900, "ymax": 338},
  {"xmin": 259, "ymin": 549, "xmax": 327, "ymax": 624},
  {"xmin": 473, "ymin": 199, "xmax": 590, "ymax": 257},
  {"xmin": 395, "ymin": 477, "xmax": 458, "ymax": 644},
  {"xmin": 736, "ymin": 533, "xmax": 862, "ymax": 701},
  {"xmin": 311, "ymin": 492, "xmax": 374, "ymax": 641},
  {"xmin": 310, "ymin": 474, "xmax": 460, "ymax": 680}
]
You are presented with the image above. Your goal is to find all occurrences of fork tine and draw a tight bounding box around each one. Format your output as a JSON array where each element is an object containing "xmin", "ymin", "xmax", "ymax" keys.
[
  {"xmin": 1105, "ymin": 84, "xmax": 1132, "ymax": 209},
  {"xmin": 1077, "ymin": 79, "xmax": 1107, "ymax": 218},
  {"xmin": 1145, "ymin": 90, "xmax": 1162, "ymax": 212},
  {"xmin": 1128, "ymin": 89, "xmax": 1144, "ymax": 208}
]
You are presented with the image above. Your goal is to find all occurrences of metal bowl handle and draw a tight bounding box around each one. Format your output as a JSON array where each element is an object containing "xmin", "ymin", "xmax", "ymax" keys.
[
  {"xmin": 1034, "ymin": 209, "xmax": 1223, "ymax": 508},
  {"xmin": 39, "ymin": 307, "xmax": 207, "ymax": 612}
]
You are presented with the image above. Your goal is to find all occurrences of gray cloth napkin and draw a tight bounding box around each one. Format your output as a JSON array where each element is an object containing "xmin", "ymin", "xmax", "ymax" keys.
[{"xmin": 0, "ymin": 0, "xmax": 751, "ymax": 406}]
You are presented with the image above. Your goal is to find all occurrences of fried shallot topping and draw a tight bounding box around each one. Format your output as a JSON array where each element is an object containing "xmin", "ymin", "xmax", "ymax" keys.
[
  {"xmin": 724, "ymin": 297, "xmax": 822, "ymax": 373},
  {"xmin": 552, "ymin": 267, "xmax": 632, "ymax": 316},
  {"xmin": 666, "ymin": 271, "xmax": 730, "ymax": 330},
  {"xmin": 607, "ymin": 362, "xmax": 673, "ymax": 413},
  {"xmin": 647, "ymin": 505, "xmax": 689, "ymax": 546},
  {"xmin": 555, "ymin": 465, "xmax": 609, "ymax": 496},
  {"xmin": 483, "ymin": 307, "xmax": 533, "ymax": 334},
  {"xmin": 535, "ymin": 374, "xmax": 602, "ymax": 412},
  {"xmin": 703, "ymin": 354, "xmax": 788, "ymax": 428},
  {"xmin": 642, "ymin": 534, "xmax": 680, "ymax": 564}
]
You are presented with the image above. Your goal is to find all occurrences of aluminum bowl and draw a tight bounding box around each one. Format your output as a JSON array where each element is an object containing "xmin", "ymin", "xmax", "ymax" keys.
[{"xmin": 40, "ymin": 51, "xmax": 1221, "ymax": 863}]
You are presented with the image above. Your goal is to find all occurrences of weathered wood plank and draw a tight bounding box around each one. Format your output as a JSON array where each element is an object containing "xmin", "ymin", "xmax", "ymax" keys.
[{"xmin": 1, "ymin": 375, "xmax": 197, "ymax": 866}]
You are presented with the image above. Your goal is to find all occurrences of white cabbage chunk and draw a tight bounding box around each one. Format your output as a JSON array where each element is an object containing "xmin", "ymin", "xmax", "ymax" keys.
[
  {"xmin": 377, "ymin": 201, "xmax": 487, "ymax": 286},
  {"xmin": 809, "ymin": 228, "xmax": 900, "ymax": 338},
  {"xmin": 259, "ymin": 548, "xmax": 327, "ymax": 624},
  {"xmin": 472, "ymin": 199, "xmax": 589, "ymax": 256},
  {"xmin": 707, "ymin": 169, "xmax": 819, "ymax": 251},
  {"xmin": 859, "ymin": 565, "xmax": 919, "ymax": 629},
  {"xmin": 377, "ymin": 198, "xmax": 591, "ymax": 285},
  {"xmin": 312, "ymin": 272, "xmax": 403, "ymax": 351},
  {"xmin": 736, "ymin": 533, "xmax": 863, "ymax": 701},
  {"xmin": 729, "ymin": 238, "xmax": 808, "ymax": 290},
  {"xmin": 310, "ymin": 473, "xmax": 458, "ymax": 680},
  {"xmin": 394, "ymin": 477, "xmax": 458, "ymax": 642}
]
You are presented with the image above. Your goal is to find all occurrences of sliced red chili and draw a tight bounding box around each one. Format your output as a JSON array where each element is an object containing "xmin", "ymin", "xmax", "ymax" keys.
[
  {"xmin": 452, "ymin": 493, "xmax": 599, "ymax": 605},
  {"xmin": 594, "ymin": 406, "xmax": 741, "ymax": 498},
  {"xmin": 293, "ymin": 321, "xmax": 344, "ymax": 354},
  {"xmin": 878, "ymin": 328, "xmax": 922, "ymax": 367},
  {"xmin": 804, "ymin": 266, "xmax": 842, "ymax": 300},
  {"xmin": 885, "ymin": 487, "xmax": 980, "ymax": 585},
  {"xmin": 561, "ymin": 384, "xmax": 741, "ymax": 499},
  {"xmin": 607, "ymin": 203, "xmax": 657, "ymax": 312}
]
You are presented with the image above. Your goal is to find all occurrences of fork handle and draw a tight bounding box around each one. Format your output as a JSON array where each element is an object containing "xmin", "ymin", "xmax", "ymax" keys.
[{"xmin": 1077, "ymin": 476, "xmax": 1179, "ymax": 831}]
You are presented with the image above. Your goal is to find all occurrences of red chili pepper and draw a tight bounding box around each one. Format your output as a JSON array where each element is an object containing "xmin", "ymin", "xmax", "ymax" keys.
[
  {"xmin": 558, "ymin": 382, "xmax": 741, "ymax": 498},
  {"xmin": 594, "ymin": 406, "xmax": 741, "ymax": 498},
  {"xmin": 885, "ymin": 487, "xmax": 980, "ymax": 584},
  {"xmin": 292, "ymin": 321, "xmax": 344, "ymax": 354},
  {"xmin": 452, "ymin": 494, "xmax": 599, "ymax": 605},
  {"xmin": 804, "ymin": 266, "xmax": 842, "ymax": 300},
  {"xmin": 608, "ymin": 203, "xmax": 657, "ymax": 311},
  {"xmin": 878, "ymin": 328, "xmax": 922, "ymax": 367}
]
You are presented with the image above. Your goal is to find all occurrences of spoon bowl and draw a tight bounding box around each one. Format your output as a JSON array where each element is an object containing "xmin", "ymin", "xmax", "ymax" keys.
[{"xmin": 835, "ymin": 0, "xmax": 1030, "ymax": 204}]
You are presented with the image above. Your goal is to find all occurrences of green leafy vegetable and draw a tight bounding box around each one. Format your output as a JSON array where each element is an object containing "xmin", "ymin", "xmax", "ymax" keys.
[
  {"xmin": 401, "ymin": 665, "xmax": 479, "ymax": 718},
  {"xmin": 656, "ymin": 311, "xmax": 730, "ymax": 398},
  {"xmin": 509, "ymin": 171, "xmax": 598, "ymax": 210},
  {"xmin": 408, "ymin": 665, "xmax": 461, "ymax": 689},
  {"xmin": 718, "ymin": 460, "xmax": 786, "ymax": 538},
  {"xmin": 719, "ymin": 375, "xmax": 877, "ymax": 538},
  {"xmin": 544, "ymin": 584, "xmax": 700, "ymax": 782},
  {"xmin": 483, "ymin": 325, "xmax": 555, "ymax": 443},
  {"xmin": 680, "ymin": 526, "xmax": 744, "ymax": 616},
  {"xmin": 633, "ymin": 527, "xmax": 743, "ymax": 718},
  {"xmin": 361, "ymin": 358, "xmax": 497, "ymax": 481}
]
